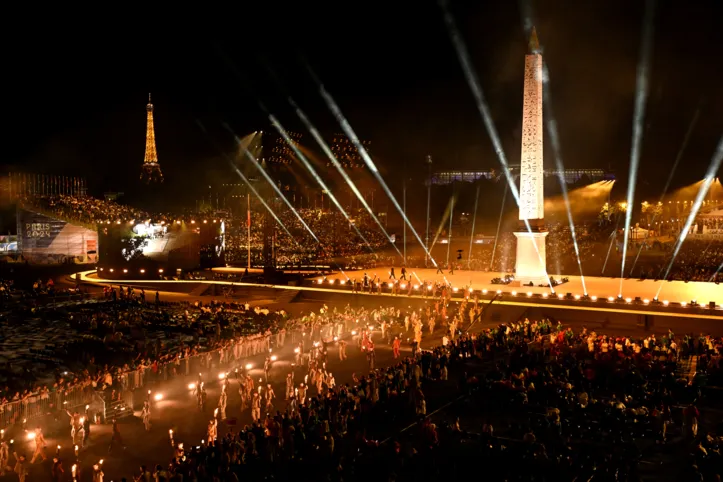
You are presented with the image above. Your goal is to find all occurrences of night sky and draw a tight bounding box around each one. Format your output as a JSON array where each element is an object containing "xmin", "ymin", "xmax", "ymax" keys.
[{"xmin": 5, "ymin": 1, "xmax": 722, "ymax": 208}]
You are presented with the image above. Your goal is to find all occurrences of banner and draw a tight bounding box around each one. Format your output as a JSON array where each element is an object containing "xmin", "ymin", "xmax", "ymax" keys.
[
  {"xmin": 21, "ymin": 212, "xmax": 66, "ymax": 249},
  {"xmin": 18, "ymin": 209, "xmax": 98, "ymax": 260}
]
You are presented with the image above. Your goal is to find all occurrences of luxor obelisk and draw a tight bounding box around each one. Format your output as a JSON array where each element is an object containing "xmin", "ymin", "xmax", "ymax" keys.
[{"xmin": 514, "ymin": 28, "xmax": 548, "ymax": 285}]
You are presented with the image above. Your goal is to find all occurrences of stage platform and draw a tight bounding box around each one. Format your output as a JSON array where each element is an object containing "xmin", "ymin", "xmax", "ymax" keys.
[
  {"xmin": 314, "ymin": 267, "xmax": 723, "ymax": 306},
  {"xmin": 74, "ymin": 267, "xmax": 723, "ymax": 322}
]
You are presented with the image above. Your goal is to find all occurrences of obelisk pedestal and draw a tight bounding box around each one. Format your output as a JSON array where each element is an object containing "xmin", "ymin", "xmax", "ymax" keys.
[
  {"xmin": 514, "ymin": 28, "xmax": 548, "ymax": 286},
  {"xmin": 514, "ymin": 231, "xmax": 548, "ymax": 285}
]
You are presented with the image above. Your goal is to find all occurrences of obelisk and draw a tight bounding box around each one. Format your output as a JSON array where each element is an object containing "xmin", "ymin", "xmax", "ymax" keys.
[{"xmin": 514, "ymin": 27, "xmax": 548, "ymax": 285}]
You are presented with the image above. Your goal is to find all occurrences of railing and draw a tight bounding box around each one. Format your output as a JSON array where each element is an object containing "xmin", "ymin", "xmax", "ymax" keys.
[
  {"xmin": 0, "ymin": 315, "xmax": 350, "ymax": 428},
  {"xmin": 0, "ymin": 385, "xmax": 95, "ymax": 428},
  {"xmin": 108, "ymin": 321, "xmax": 347, "ymax": 407},
  {"xmin": 93, "ymin": 392, "xmax": 106, "ymax": 424}
]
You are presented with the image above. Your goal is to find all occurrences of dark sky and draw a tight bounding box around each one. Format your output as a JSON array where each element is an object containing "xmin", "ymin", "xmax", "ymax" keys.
[{"xmin": 4, "ymin": 0, "xmax": 722, "ymax": 207}]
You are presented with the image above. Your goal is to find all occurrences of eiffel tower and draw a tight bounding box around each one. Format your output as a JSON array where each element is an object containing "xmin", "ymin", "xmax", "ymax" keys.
[{"xmin": 140, "ymin": 93, "xmax": 164, "ymax": 183}]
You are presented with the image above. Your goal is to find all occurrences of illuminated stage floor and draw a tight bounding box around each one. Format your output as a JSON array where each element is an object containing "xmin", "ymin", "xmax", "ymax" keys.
[{"xmin": 316, "ymin": 267, "xmax": 723, "ymax": 306}]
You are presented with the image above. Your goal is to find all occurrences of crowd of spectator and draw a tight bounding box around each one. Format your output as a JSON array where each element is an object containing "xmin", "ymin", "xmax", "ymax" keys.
[
  {"xmin": 0, "ymin": 270, "xmax": 722, "ymax": 480},
  {"xmin": 102, "ymin": 296, "xmax": 722, "ymax": 481},
  {"xmin": 17, "ymin": 194, "xmax": 723, "ymax": 283}
]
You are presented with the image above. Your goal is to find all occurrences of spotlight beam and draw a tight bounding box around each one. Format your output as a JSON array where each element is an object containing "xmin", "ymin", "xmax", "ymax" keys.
[
  {"xmin": 620, "ymin": 0, "xmax": 656, "ymax": 296},
  {"xmin": 490, "ymin": 183, "xmax": 508, "ymax": 271},
  {"xmin": 542, "ymin": 63, "xmax": 587, "ymax": 294},
  {"xmin": 629, "ymin": 105, "xmax": 701, "ymax": 275},
  {"xmin": 430, "ymin": 196, "xmax": 454, "ymax": 252},
  {"xmin": 303, "ymin": 65, "xmax": 437, "ymax": 266},
  {"xmin": 441, "ymin": 0, "xmax": 555, "ymax": 292},
  {"xmin": 710, "ymin": 261, "xmax": 723, "ymax": 283},
  {"xmin": 657, "ymin": 136, "xmax": 723, "ymax": 294},
  {"xmin": 228, "ymin": 128, "xmax": 351, "ymax": 278},
  {"xmin": 601, "ymin": 224, "xmax": 619, "ymax": 275},
  {"xmin": 226, "ymin": 125, "xmax": 321, "ymax": 245},
  {"xmin": 268, "ymin": 114, "xmax": 375, "ymax": 253},
  {"xmin": 467, "ymin": 184, "xmax": 481, "ymax": 269},
  {"xmin": 195, "ymin": 123, "xmax": 299, "ymax": 251},
  {"xmin": 250, "ymin": 61, "xmax": 378, "ymax": 255},
  {"xmin": 289, "ymin": 98, "xmax": 403, "ymax": 259},
  {"xmin": 213, "ymin": 49, "xmax": 354, "ymax": 272}
]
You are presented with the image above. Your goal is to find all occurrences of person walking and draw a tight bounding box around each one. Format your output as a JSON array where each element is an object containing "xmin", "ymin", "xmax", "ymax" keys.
[{"xmin": 108, "ymin": 419, "xmax": 125, "ymax": 453}]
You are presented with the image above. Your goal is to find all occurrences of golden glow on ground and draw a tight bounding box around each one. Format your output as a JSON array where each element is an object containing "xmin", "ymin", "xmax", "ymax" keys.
[{"xmin": 75, "ymin": 269, "xmax": 722, "ymax": 320}]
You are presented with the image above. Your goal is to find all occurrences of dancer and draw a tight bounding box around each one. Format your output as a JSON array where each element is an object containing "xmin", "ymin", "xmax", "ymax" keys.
[
  {"xmin": 218, "ymin": 386, "xmax": 227, "ymax": 421},
  {"xmin": 141, "ymin": 401, "xmax": 151, "ymax": 431},
  {"xmin": 30, "ymin": 428, "xmax": 47, "ymax": 464}
]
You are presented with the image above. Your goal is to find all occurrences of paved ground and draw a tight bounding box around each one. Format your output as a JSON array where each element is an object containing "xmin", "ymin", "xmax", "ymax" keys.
[{"xmin": 316, "ymin": 267, "xmax": 723, "ymax": 307}]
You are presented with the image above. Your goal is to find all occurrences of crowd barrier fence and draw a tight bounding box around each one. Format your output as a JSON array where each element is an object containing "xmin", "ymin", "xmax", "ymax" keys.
[{"xmin": 0, "ymin": 317, "xmax": 352, "ymax": 428}]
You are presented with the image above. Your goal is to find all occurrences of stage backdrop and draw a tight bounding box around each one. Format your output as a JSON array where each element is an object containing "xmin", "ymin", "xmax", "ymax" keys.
[{"xmin": 16, "ymin": 209, "xmax": 98, "ymax": 263}]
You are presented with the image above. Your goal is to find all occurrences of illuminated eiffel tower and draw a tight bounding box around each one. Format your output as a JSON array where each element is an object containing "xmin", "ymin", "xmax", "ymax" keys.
[{"xmin": 140, "ymin": 93, "xmax": 164, "ymax": 183}]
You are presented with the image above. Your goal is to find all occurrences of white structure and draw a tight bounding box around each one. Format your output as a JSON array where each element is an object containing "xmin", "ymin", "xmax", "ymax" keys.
[{"xmin": 514, "ymin": 28, "xmax": 548, "ymax": 285}]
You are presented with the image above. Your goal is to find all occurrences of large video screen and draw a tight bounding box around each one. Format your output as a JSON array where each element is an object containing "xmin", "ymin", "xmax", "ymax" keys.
[{"xmin": 97, "ymin": 221, "xmax": 223, "ymax": 270}]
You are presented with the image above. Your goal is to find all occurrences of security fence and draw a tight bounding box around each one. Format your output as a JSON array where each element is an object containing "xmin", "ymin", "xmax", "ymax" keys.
[
  {"xmin": 0, "ymin": 315, "xmax": 358, "ymax": 428},
  {"xmin": 0, "ymin": 384, "xmax": 95, "ymax": 429}
]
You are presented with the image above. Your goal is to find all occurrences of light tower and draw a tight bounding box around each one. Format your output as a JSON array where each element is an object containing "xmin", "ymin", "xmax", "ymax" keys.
[
  {"xmin": 140, "ymin": 93, "xmax": 163, "ymax": 183},
  {"xmin": 513, "ymin": 28, "xmax": 547, "ymax": 285}
]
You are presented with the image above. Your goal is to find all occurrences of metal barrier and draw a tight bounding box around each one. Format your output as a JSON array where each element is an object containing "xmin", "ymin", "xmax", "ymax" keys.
[
  {"xmin": 93, "ymin": 392, "xmax": 106, "ymax": 424},
  {"xmin": 0, "ymin": 319, "xmax": 350, "ymax": 427},
  {"xmin": 109, "ymin": 319, "xmax": 350, "ymax": 410},
  {"xmin": 116, "ymin": 334, "xmax": 277, "ymax": 396},
  {"xmin": 0, "ymin": 385, "xmax": 95, "ymax": 429}
]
